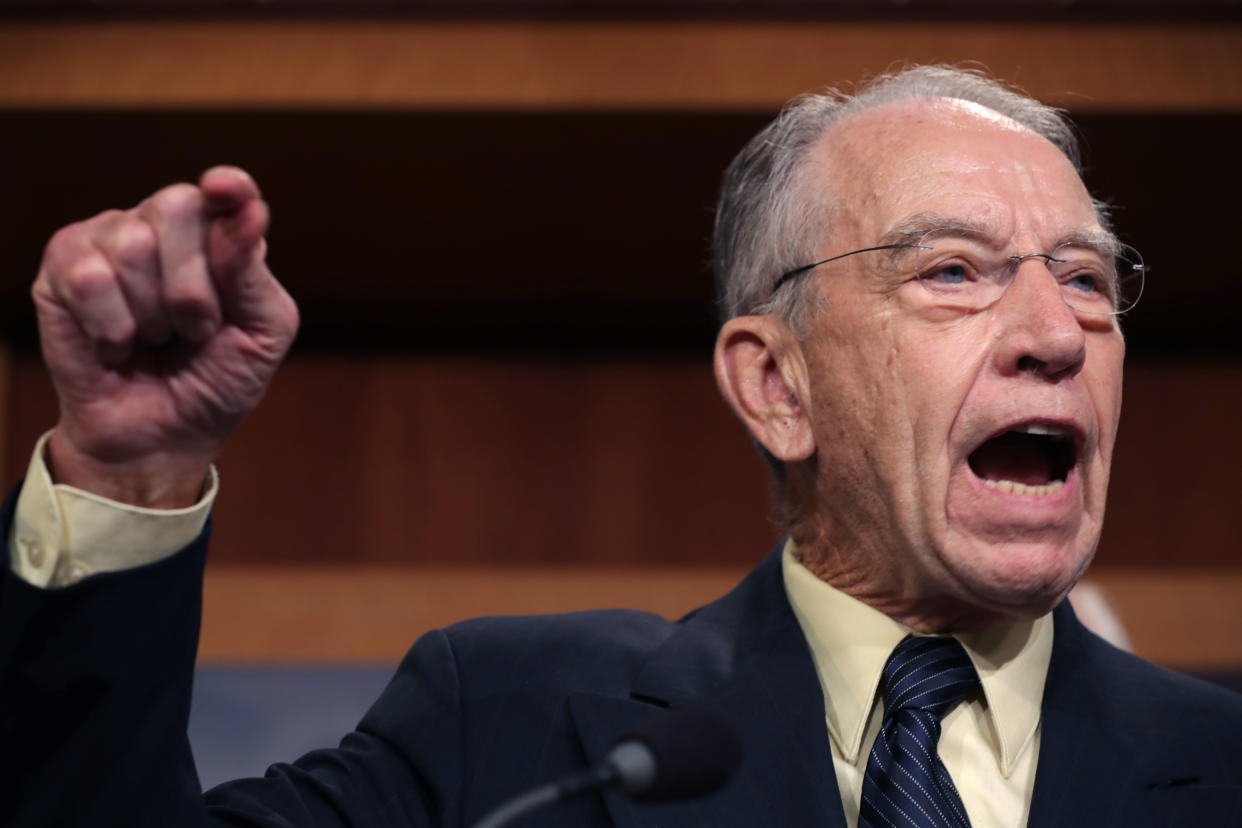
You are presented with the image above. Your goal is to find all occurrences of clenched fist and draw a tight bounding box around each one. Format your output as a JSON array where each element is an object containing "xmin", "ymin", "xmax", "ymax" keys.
[{"xmin": 33, "ymin": 167, "xmax": 299, "ymax": 508}]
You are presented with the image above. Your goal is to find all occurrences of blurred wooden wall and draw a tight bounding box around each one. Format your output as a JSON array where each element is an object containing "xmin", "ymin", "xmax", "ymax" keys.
[{"xmin": 1, "ymin": 16, "xmax": 1240, "ymax": 669}]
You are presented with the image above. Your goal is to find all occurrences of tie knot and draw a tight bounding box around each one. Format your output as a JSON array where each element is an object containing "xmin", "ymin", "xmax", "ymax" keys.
[{"xmin": 880, "ymin": 636, "xmax": 979, "ymax": 718}]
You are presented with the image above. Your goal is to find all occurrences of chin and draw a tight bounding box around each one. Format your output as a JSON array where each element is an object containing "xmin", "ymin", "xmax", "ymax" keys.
[{"xmin": 939, "ymin": 534, "xmax": 1098, "ymax": 623}]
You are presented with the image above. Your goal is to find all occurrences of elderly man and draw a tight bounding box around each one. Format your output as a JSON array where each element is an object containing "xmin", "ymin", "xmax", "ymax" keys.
[{"xmin": 2, "ymin": 66, "xmax": 1240, "ymax": 827}]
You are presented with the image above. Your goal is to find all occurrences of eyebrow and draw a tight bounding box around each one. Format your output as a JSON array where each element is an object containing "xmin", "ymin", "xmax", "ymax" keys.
[
  {"xmin": 879, "ymin": 213, "xmax": 997, "ymax": 248},
  {"xmin": 1053, "ymin": 228, "xmax": 1120, "ymax": 256},
  {"xmin": 879, "ymin": 212, "xmax": 1119, "ymax": 254}
]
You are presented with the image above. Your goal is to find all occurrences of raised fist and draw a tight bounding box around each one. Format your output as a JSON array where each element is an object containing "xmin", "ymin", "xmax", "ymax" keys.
[{"xmin": 32, "ymin": 166, "xmax": 299, "ymax": 508}]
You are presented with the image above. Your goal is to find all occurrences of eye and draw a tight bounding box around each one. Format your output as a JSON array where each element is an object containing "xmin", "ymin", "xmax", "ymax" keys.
[
  {"xmin": 1066, "ymin": 272, "xmax": 1099, "ymax": 294},
  {"xmin": 1056, "ymin": 257, "xmax": 1117, "ymax": 304},
  {"xmin": 926, "ymin": 263, "xmax": 970, "ymax": 284},
  {"xmin": 912, "ymin": 240, "xmax": 990, "ymax": 298},
  {"xmin": 917, "ymin": 257, "xmax": 982, "ymax": 290}
]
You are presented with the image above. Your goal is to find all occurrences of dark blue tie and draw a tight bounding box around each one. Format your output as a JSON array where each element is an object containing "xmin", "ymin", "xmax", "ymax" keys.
[{"xmin": 858, "ymin": 636, "xmax": 980, "ymax": 828}]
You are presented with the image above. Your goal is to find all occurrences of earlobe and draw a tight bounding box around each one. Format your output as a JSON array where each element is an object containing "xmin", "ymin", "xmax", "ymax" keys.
[{"xmin": 714, "ymin": 316, "xmax": 816, "ymax": 463}]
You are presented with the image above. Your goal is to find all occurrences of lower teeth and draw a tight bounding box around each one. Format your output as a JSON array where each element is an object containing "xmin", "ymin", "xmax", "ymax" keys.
[{"xmin": 982, "ymin": 479, "xmax": 1064, "ymax": 496}]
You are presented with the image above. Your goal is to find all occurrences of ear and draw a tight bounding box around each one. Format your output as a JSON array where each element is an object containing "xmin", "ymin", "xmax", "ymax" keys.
[{"xmin": 713, "ymin": 315, "xmax": 816, "ymax": 463}]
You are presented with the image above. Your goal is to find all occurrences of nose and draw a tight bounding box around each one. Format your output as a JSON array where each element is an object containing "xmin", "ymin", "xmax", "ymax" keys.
[{"xmin": 991, "ymin": 259, "xmax": 1087, "ymax": 380}]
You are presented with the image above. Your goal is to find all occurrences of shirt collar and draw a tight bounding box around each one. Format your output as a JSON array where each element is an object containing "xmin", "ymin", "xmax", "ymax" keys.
[{"xmin": 780, "ymin": 539, "xmax": 1053, "ymax": 777}]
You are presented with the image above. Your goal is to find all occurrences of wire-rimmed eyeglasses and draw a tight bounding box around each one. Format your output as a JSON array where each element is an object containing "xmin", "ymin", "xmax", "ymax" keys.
[{"xmin": 770, "ymin": 232, "xmax": 1147, "ymax": 316}]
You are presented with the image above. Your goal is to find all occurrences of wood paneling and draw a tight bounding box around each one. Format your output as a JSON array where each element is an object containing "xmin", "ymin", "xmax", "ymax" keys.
[
  {"xmin": 6, "ymin": 354, "xmax": 1242, "ymax": 567},
  {"xmin": 1102, "ymin": 361, "xmax": 1242, "ymax": 565},
  {"xmin": 1093, "ymin": 569, "xmax": 1242, "ymax": 670},
  {"xmin": 7, "ymin": 350, "xmax": 1240, "ymax": 668},
  {"xmin": 197, "ymin": 564, "xmax": 1242, "ymax": 670},
  {"xmin": 3, "ymin": 354, "xmax": 782, "ymax": 564},
  {"xmin": 1, "ymin": 21, "xmax": 1240, "ymax": 111},
  {"xmin": 198, "ymin": 565, "xmax": 750, "ymax": 665}
]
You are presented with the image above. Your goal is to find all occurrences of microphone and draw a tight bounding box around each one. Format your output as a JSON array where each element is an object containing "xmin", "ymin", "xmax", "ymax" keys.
[{"xmin": 469, "ymin": 705, "xmax": 742, "ymax": 828}]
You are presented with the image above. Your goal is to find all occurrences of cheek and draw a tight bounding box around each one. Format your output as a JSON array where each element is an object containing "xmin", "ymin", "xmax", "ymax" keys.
[
  {"xmin": 806, "ymin": 302, "xmax": 984, "ymax": 480},
  {"xmin": 892, "ymin": 327, "xmax": 986, "ymax": 471},
  {"xmin": 803, "ymin": 323, "xmax": 908, "ymax": 477},
  {"xmin": 1086, "ymin": 343, "xmax": 1126, "ymax": 458},
  {"xmin": 808, "ymin": 341, "xmax": 886, "ymax": 443}
]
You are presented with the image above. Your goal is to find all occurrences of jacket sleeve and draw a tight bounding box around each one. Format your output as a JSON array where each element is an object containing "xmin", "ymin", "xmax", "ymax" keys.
[
  {"xmin": 0, "ymin": 482, "xmax": 210, "ymax": 827},
  {"xmin": 0, "ymin": 483, "xmax": 464, "ymax": 828}
]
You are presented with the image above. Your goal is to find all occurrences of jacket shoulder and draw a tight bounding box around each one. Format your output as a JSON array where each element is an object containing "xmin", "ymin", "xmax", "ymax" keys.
[
  {"xmin": 1070, "ymin": 616, "xmax": 1242, "ymax": 775},
  {"xmin": 1083, "ymin": 630, "xmax": 1242, "ymax": 717},
  {"xmin": 420, "ymin": 608, "xmax": 679, "ymax": 701}
]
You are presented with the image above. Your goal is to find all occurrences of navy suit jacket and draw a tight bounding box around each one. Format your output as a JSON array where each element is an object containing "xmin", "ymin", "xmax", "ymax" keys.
[{"xmin": 1, "ymin": 487, "xmax": 1240, "ymax": 827}]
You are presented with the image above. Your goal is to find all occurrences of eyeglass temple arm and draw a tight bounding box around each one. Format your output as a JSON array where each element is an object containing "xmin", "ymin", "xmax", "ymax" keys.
[{"xmin": 770, "ymin": 243, "xmax": 931, "ymax": 296}]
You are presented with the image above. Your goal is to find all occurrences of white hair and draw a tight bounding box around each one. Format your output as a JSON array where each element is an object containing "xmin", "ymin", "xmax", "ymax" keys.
[{"xmin": 712, "ymin": 64, "xmax": 1100, "ymax": 336}]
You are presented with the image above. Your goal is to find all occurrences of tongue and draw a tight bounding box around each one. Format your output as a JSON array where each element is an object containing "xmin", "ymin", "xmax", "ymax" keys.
[{"xmin": 969, "ymin": 432, "xmax": 1054, "ymax": 486}]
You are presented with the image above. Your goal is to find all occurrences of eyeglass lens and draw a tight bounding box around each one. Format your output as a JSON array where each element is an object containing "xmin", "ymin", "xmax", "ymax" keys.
[{"xmin": 911, "ymin": 233, "xmax": 1145, "ymax": 315}]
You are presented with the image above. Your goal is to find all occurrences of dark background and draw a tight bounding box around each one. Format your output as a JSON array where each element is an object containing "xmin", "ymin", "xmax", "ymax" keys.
[{"xmin": 1, "ymin": 109, "xmax": 1239, "ymax": 355}]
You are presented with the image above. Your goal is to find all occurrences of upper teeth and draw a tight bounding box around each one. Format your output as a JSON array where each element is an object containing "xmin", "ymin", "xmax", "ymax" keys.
[{"xmin": 1013, "ymin": 423, "xmax": 1068, "ymax": 438}]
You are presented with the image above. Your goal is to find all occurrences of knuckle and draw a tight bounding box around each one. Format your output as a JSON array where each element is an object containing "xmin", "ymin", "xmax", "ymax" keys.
[
  {"xmin": 43, "ymin": 210, "xmax": 124, "ymax": 261},
  {"xmin": 62, "ymin": 259, "xmax": 116, "ymax": 303},
  {"xmin": 41, "ymin": 233, "xmax": 69, "ymax": 266},
  {"xmin": 147, "ymin": 183, "xmax": 204, "ymax": 223},
  {"xmin": 111, "ymin": 218, "xmax": 158, "ymax": 270},
  {"xmin": 43, "ymin": 221, "xmax": 88, "ymax": 261}
]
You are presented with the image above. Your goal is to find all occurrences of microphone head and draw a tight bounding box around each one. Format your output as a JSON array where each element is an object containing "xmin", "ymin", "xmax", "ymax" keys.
[{"xmin": 606, "ymin": 705, "xmax": 742, "ymax": 802}]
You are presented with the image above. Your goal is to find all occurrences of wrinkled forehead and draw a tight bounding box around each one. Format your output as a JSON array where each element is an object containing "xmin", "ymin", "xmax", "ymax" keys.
[
  {"xmin": 805, "ymin": 98, "xmax": 1102, "ymax": 250},
  {"xmin": 880, "ymin": 212, "xmax": 1117, "ymax": 255}
]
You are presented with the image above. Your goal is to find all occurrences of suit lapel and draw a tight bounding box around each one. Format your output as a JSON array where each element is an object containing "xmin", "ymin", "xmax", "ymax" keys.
[
  {"xmin": 1027, "ymin": 603, "xmax": 1136, "ymax": 826},
  {"xmin": 1027, "ymin": 602, "xmax": 1221, "ymax": 828},
  {"xmin": 567, "ymin": 547, "xmax": 849, "ymax": 828}
]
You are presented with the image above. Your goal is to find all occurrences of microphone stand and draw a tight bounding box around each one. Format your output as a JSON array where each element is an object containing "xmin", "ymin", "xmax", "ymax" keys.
[
  {"xmin": 469, "ymin": 763, "xmax": 620, "ymax": 828},
  {"xmin": 467, "ymin": 705, "xmax": 739, "ymax": 828}
]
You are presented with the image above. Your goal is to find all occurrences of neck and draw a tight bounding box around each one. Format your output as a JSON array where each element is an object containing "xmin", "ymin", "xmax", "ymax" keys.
[{"xmin": 790, "ymin": 529, "xmax": 1032, "ymax": 634}]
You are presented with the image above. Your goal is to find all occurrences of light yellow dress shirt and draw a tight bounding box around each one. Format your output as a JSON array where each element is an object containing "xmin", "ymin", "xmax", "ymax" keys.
[
  {"xmin": 782, "ymin": 540, "xmax": 1053, "ymax": 828},
  {"xmin": 7, "ymin": 432, "xmax": 215, "ymax": 588},
  {"xmin": 7, "ymin": 438, "xmax": 1050, "ymax": 827}
]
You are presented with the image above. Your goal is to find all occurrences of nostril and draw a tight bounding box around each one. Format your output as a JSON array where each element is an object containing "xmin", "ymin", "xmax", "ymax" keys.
[{"xmin": 1017, "ymin": 355, "xmax": 1044, "ymax": 373}]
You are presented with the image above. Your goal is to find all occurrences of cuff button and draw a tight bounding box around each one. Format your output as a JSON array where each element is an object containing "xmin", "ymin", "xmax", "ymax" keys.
[
  {"xmin": 21, "ymin": 538, "xmax": 44, "ymax": 569},
  {"xmin": 63, "ymin": 562, "xmax": 89, "ymax": 584}
]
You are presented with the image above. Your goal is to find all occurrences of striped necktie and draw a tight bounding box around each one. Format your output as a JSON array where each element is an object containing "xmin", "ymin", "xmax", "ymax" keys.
[{"xmin": 858, "ymin": 635, "xmax": 980, "ymax": 828}]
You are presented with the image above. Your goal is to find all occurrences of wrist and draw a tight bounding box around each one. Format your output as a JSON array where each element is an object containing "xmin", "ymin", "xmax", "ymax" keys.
[{"xmin": 46, "ymin": 427, "xmax": 214, "ymax": 509}]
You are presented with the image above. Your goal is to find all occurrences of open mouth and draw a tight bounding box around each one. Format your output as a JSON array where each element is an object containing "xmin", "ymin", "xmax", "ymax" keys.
[{"xmin": 967, "ymin": 423, "xmax": 1077, "ymax": 496}]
